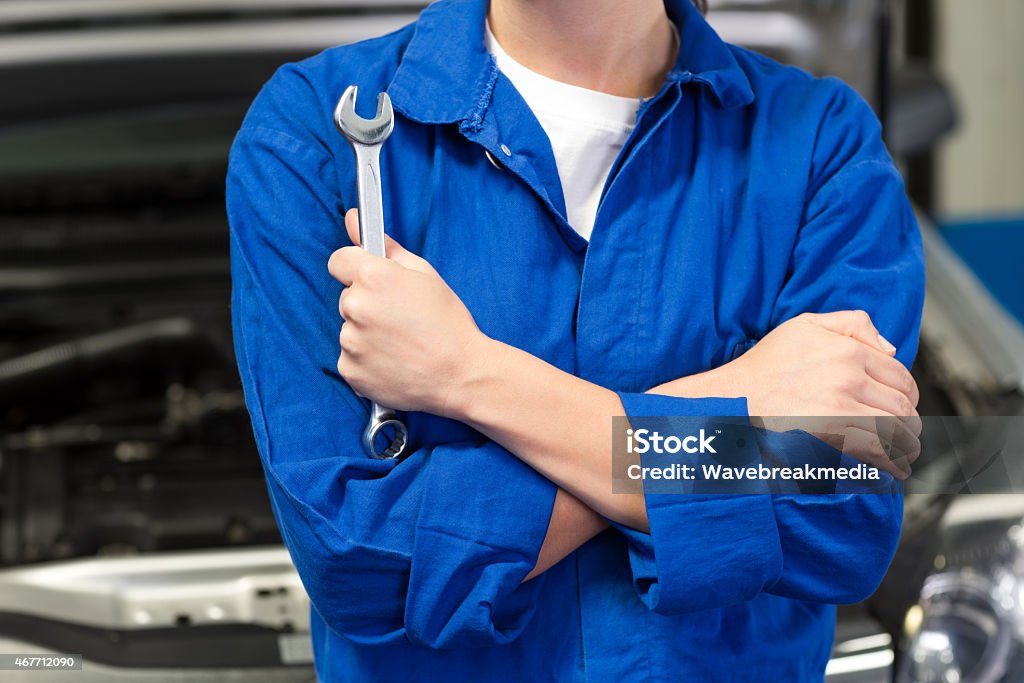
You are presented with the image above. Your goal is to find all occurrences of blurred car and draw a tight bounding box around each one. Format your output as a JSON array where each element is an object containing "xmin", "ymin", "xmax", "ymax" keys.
[{"xmin": 0, "ymin": 1, "xmax": 1020, "ymax": 682}]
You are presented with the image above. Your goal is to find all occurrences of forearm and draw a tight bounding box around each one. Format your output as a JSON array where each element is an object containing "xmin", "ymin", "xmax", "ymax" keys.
[
  {"xmin": 524, "ymin": 488, "xmax": 608, "ymax": 582},
  {"xmin": 452, "ymin": 338, "xmax": 649, "ymax": 530}
]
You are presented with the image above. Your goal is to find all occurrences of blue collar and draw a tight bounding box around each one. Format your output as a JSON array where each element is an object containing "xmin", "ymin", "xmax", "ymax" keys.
[{"xmin": 388, "ymin": 0, "xmax": 756, "ymax": 127}]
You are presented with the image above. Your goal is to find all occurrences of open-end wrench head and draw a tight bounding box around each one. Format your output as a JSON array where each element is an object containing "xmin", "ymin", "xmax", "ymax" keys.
[{"xmin": 334, "ymin": 85, "xmax": 394, "ymax": 146}]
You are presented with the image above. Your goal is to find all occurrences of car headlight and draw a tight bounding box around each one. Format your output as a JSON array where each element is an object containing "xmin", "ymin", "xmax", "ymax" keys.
[{"xmin": 898, "ymin": 523, "xmax": 1024, "ymax": 683}]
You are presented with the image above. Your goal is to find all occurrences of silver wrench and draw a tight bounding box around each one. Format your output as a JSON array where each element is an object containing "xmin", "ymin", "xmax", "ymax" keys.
[{"xmin": 334, "ymin": 85, "xmax": 409, "ymax": 460}]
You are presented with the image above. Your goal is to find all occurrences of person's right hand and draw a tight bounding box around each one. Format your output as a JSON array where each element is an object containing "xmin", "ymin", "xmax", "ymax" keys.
[{"xmin": 649, "ymin": 311, "xmax": 921, "ymax": 479}]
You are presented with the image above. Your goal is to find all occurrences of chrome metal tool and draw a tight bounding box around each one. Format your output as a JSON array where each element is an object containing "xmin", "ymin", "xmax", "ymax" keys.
[{"xmin": 333, "ymin": 85, "xmax": 408, "ymax": 460}]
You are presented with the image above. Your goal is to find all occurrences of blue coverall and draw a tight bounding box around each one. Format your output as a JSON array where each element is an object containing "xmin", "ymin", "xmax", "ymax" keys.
[{"xmin": 226, "ymin": 0, "xmax": 926, "ymax": 679}]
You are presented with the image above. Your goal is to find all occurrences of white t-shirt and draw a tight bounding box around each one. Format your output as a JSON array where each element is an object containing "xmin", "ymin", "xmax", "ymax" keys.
[{"xmin": 485, "ymin": 25, "xmax": 641, "ymax": 242}]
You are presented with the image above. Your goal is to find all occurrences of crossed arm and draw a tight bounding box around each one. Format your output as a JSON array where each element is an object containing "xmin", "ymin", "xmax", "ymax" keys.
[{"xmin": 328, "ymin": 208, "xmax": 921, "ymax": 581}]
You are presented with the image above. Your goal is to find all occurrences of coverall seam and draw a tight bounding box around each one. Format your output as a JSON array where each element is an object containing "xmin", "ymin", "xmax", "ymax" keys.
[
  {"xmin": 415, "ymin": 523, "xmax": 540, "ymax": 561},
  {"xmin": 239, "ymin": 125, "xmax": 334, "ymax": 163},
  {"xmin": 460, "ymin": 58, "xmax": 500, "ymax": 134}
]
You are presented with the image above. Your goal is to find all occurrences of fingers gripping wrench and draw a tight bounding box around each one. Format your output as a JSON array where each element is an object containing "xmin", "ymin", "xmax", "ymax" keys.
[{"xmin": 334, "ymin": 85, "xmax": 409, "ymax": 460}]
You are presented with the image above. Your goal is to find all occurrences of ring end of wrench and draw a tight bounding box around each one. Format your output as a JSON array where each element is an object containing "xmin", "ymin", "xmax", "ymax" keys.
[{"xmin": 362, "ymin": 415, "xmax": 409, "ymax": 460}]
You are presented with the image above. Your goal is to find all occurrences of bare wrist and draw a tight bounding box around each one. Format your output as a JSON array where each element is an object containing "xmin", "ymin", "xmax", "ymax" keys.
[
  {"xmin": 439, "ymin": 332, "xmax": 505, "ymax": 421},
  {"xmin": 648, "ymin": 362, "xmax": 741, "ymax": 399}
]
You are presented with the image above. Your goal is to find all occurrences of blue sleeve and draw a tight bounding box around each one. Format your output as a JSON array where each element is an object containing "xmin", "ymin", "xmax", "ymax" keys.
[
  {"xmin": 226, "ymin": 85, "xmax": 556, "ymax": 647},
  {"xmin": 611, "ymin": 80, "xmax": 923, "ymax": 614}
]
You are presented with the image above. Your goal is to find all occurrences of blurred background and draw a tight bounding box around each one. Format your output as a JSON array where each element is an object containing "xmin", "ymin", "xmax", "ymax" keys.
[{"xmin": 0, "ymin": 1, "xmax": 1021, "ymax": 681}]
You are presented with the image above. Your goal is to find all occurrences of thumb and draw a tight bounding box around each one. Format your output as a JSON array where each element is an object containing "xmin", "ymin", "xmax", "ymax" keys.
[
  {"xmin": 344, "ymin": 208, "xmax": 434, "ymax": 274},
  {"xmin": 802, "ymin": 310, "xmax": 897, "ymax": 356}
]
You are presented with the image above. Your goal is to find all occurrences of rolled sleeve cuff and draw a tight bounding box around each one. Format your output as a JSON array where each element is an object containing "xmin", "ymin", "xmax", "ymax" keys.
[
  {"xmin": 406, "ymin": 441, "xmax": 557, "ymax": 647},
  {"xmin": 612, "ymin": 391, "xmax": 783, "ymax": 615}
]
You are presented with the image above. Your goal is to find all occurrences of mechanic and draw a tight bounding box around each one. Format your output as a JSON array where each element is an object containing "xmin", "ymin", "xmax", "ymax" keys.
[{"xmin": 226, "ymin": 0, "xmax": 926, "ymax": 680}]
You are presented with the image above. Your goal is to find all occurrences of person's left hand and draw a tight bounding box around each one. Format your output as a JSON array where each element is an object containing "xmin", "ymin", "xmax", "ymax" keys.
[{"xmin": 327, "ymin": 209, "xmax": 488, "ymax": 417}]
